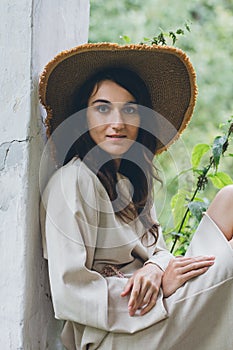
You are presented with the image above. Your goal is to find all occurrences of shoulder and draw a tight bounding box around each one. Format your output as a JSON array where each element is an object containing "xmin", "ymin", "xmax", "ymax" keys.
[
  {"xmin": 46, "ymin": 157, "xmax": 97, "ymax": 190},
  {"xmin": 42, "ymin": 157, "xmax": 103, "ymax": 207}
]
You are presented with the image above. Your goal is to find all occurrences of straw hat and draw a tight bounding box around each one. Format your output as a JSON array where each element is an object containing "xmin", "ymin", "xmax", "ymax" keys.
[{"xmin": 39, "ymin": 42, "xmax": 197, "ymax": 155}]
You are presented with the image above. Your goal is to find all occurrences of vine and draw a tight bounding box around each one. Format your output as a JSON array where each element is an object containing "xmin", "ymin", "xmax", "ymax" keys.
[
  {"xmin": 169, "ymin": 118, "xmax": 233, "ymax": 254},
  {"xmin": 120, "ymin": 22, "xmax": 191, "ymax": 46}
]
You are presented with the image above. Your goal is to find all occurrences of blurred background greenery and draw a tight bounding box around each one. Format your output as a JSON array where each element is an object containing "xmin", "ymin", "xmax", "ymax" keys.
[{"xmin": 89, "ymin": 0, "xmax": 233, "ymax": 236}]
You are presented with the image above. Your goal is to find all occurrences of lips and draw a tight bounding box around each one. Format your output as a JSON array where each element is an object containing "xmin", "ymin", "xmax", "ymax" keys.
[{"xmin": 107, "ymin": 135, "xmax": 127, "ymax": 138}]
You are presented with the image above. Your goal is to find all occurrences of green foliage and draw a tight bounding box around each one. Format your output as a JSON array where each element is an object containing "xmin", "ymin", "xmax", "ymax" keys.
[
  {"xmin": 170, "ymin": 190, "xmax": 190, "ymax": 229},
  {"xmin": 212, "ymin": 136, "xmax": 228, "ymax": 169},
  {"xmin": 208, "ymin": 172, "xmax": 233, "ymax": 189},
  {"xmin": 167, "ymin": 117, "xmax": 233, "ymax": 254},
  {"xmin": 119, "ymin": 35, "xmax": 131, "ymax": 44},
  {"xmin": 191, "ymin": 144, "xmax": 210, "ymax": 168},
  {"xmin": 188, "ymin": 200, "xmax": 208, "ymax": 221},
  {"xmin": 139, "ymin": 23, "xmax": 191, "ymax": 46}
]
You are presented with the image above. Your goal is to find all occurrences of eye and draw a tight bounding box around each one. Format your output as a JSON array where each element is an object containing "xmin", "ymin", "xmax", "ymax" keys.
[
  {"xmin": 122, "ymin": 104, "xmax": 138, "ymax": 115},
  {"xmin": 95, "ymin": 104, "xmax": 110, "ymax": 113}
]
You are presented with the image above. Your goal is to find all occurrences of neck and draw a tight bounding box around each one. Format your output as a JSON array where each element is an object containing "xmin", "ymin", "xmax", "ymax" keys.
[{"xmin": 113, "ymin": 158, "xmax": 121, "ymax": 171}]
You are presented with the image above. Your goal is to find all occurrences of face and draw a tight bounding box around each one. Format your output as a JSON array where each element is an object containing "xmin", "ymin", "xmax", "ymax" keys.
[{"xmin": 87, "ymin": 80, "xmax": 140, "ymax": 157}]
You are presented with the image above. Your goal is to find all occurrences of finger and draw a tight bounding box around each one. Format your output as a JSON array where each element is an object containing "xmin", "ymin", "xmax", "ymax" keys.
[
  {"xmin": 140, "ymin": 292, "xmax": 158, "ymax": 316},
  {"xmin": 132, "ymin": 283, "xmax": 150, "ymax": 312},
  {"xmin": 128, "ymin": 281, "xmax": 141, "ymax": 314},
  {"xmin": 188, "ymin": 255, "xmax": 215, "ymax": 261},
  {"xmin": 176, "ymin": 255, "xmax": 214, "ymax": 259},
  {"xmin": 121, "ymin": 278, "xmax": 133, "ymax": 297},
  {"xmin": 169, "ymin": 257, "xmax": 197, "ymax": 268},
  {"xmin": 129, "ymin": 278, "xmax": 160, "ymax": 316},
  {"xmin": 174, "ymin": 256, "xmax": 215, "ymax": 267},
  {"xmin": 130, "ymin": 276, "xmax": 155, "ymax": 308},
  {"xmin": 128, "ymin": 277, "xmax": 152, "ymax": 316},
  {"xmin": 182, "ymin": 266, "xmax": 210, "ymax": 283},
  {"xmin": 139, "ymin": 286, "xmax": 159, "ymax": 311},
  {"xmin": 137, "ymin": 280, "xmax": 160, "ymax": 311},
  {"xmin": 180, "ymin": 259, "xmax": 215, "ymax": 274}
]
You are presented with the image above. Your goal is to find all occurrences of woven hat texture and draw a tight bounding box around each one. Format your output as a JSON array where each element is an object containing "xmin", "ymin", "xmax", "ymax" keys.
[{"xmin": 39, "ymin": 43, "xmax": 197, "ymax": 154}]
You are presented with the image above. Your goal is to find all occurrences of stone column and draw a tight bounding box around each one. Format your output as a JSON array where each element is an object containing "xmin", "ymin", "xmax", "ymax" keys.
[{"xmin": 0, "ymin": 1, "xmax": 90, "ymax": 348}]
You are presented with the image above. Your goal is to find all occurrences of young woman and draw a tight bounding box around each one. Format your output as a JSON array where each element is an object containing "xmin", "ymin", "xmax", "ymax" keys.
[{"xmin": 39, "ymin": 43, "xmax": 233, "ymax": 350}]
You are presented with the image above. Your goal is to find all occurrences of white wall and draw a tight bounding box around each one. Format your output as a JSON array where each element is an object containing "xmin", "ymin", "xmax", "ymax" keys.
[{"xmin": 0, "ymin": 1, "xmax": 90, "ymax": 348}]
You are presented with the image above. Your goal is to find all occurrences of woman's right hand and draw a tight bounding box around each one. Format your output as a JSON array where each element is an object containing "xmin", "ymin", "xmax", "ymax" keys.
[{"xmin": 162, "ymin": 255, "xmax": 215, "ymax": 298}]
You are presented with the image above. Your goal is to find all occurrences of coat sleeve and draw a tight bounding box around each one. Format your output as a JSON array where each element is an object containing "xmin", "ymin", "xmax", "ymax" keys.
[
  {"xmin": 40, "ymin": 163, "xmax": 168, "ymax": 334},
  {"xmin": 144, "ymin": 205, "xmax": 173, "ymax": 271}
]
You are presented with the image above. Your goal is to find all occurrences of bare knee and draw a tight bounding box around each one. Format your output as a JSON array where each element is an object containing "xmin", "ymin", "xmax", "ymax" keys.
[
  {"xmin": 207, "ymin": 185, "xmax": 233, "ymax": 240},
  {"xmin": 209, "ymin": 185, "xmax": 233, "ymax": 210}
]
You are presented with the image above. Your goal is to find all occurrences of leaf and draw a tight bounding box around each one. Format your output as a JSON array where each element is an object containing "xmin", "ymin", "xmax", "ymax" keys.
[
  {"xmin": 208, "ymin": 172, "xmax": 233, "ymax": 189},
  {"xmin": 193, "ymin": 196, "xmax": 209, "ymax": 203},
  {"xmin": 176, "ymin": 28, "xmax": 184, "ymax": 35},
  {"xmin": 171, "ymin": 190, "xmax": 189, "ymax": 229},
  {"xmin": 188, "ymin": 201, "xmax": 208, "ymax": 222},
  {"xmin": 174, "ymin": 247, "xmax": 186, "ymax": 256},
  {"xmin": 191, "ymin": 144, "xmax": 210, "ymax": 168},
  {"xmin": 193, "ymin": 168, "xmax": 205, "ymax": 175},
  {"xmin": 120, "ymin": 35, "xmax": 131, "ymax": 43},
  {"xmin": 152, "ymin": 36, "xmax": 159, "ymax": 45},
  {"xmin": 157, "ymin": 32, "xmax": 166, "ymax": 45},
  {"xmin": 185, "ymin": 22, "xmax": 191, "ymax": 32},
  {"xmin": 212, "ymin": 136, "xmax": 227, "ymax": 168},
  {"xmin": 169, "ymin": 31, "xmax": 177, "ymax": 44}
]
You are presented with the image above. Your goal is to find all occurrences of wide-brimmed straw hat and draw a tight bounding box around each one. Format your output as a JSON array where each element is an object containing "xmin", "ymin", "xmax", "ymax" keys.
[{"xmin": 39, "ymin": 42, "xmax": 197, "ymax": 155}]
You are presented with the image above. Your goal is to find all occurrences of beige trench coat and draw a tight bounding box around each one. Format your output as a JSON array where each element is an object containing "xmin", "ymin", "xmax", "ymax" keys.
[{"xmin": 40, "ymin": 158, "xmax": 233, "ymax": 350}]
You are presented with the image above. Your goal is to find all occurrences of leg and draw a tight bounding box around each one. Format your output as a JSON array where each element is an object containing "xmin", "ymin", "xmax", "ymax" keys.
[{"xmin": 207, "ymin": 185, "xmax": 233, "ymax": 245}]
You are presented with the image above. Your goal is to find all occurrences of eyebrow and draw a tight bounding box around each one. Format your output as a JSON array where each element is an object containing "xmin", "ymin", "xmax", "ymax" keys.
[
  {"xmin": 91, "ymin": 99, "xmax": 137, "ymax": 105},
  {"xmin": 91, "ymin": 99, "xmax": 111, "ymax": 105}
]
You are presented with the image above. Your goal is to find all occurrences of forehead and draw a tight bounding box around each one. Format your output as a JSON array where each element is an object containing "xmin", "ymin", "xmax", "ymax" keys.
[{"xmin": 88, "ymin": 80, "xmax": 136, "ymax": 104}]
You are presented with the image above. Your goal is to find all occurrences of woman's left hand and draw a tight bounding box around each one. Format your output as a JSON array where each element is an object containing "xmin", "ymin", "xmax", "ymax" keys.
[{"xmin": 121, "ymin": 263, "xmax": 163, "ymax": 316}]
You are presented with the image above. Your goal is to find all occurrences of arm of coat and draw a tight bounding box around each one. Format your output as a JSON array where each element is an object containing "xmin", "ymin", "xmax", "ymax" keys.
[{"xmin": 144, "ymin": 205, "xmax": 173, "ymax": 271}]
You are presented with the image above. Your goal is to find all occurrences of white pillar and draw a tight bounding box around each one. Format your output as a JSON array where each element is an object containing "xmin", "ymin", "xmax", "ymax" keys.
[{"xmin": 0, "ymin": 1, "xmax": 90, "ymax": 348}]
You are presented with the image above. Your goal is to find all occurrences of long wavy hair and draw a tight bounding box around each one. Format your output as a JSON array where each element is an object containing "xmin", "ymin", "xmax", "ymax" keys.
[{"xmin": 65, "ymin": 67, "xmax": 161, "ymax": 245}]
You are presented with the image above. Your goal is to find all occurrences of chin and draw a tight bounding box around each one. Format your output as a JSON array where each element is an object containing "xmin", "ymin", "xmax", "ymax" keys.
[{"xmin": 105, "ymin": 148, "xmax": 130, "ymax": 157}]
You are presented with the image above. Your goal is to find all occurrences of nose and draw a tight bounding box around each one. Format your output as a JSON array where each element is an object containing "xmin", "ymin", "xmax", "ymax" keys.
[{"xmin": 111, "ymin": 107, "xmax": 125, "ymax": 130}]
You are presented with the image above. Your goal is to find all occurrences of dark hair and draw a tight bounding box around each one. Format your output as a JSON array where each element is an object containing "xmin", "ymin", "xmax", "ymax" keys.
[{"xmin": 65, "ymin": 67, "xmax": 160, "ymax": 245}]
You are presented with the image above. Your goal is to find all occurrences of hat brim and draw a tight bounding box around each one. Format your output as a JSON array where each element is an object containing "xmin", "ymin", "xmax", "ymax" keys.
[{"xmin": 39, "ymin": 43, "xmax": 197, "ymax": 155}]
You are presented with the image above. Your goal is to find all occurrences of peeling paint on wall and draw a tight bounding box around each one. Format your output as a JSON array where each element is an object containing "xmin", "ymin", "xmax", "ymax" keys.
[
  {"xmin": 0, "ymin": 0, "xmax": 89, "ymax": 348},
  {"xmin": 0, "ymin": 139, "xmax": 29, "ymax": 171}
]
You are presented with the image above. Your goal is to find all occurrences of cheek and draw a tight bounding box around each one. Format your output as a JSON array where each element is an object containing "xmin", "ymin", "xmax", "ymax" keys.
[
  {"xmin": 128, "ymin": 119, "xmax": 140, "ymax": 139},
  {"xmin": 86, "ymin": 110, "xmax": 94, "ymax": 130},
  {"xmin": 86, "ymin": 112, "xmax": 96, "ymax": 142},
  {"xmin": 87, "ymin": 110, "xmax": 106, "ymax": 130},
  {"xmin": 88, "ymin": 126, "xmax": 101, "ymax": 143},
  {"xmin": 87, "ymin": 112, "xmax": 98, "ymax": 139},
  {"xmin": 87, "ymin": 122, "xmax": 106, "ymax": 144},
  {"xmin": 133, "ymin": 126, "xmax": 139, "ymax": 140}
]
